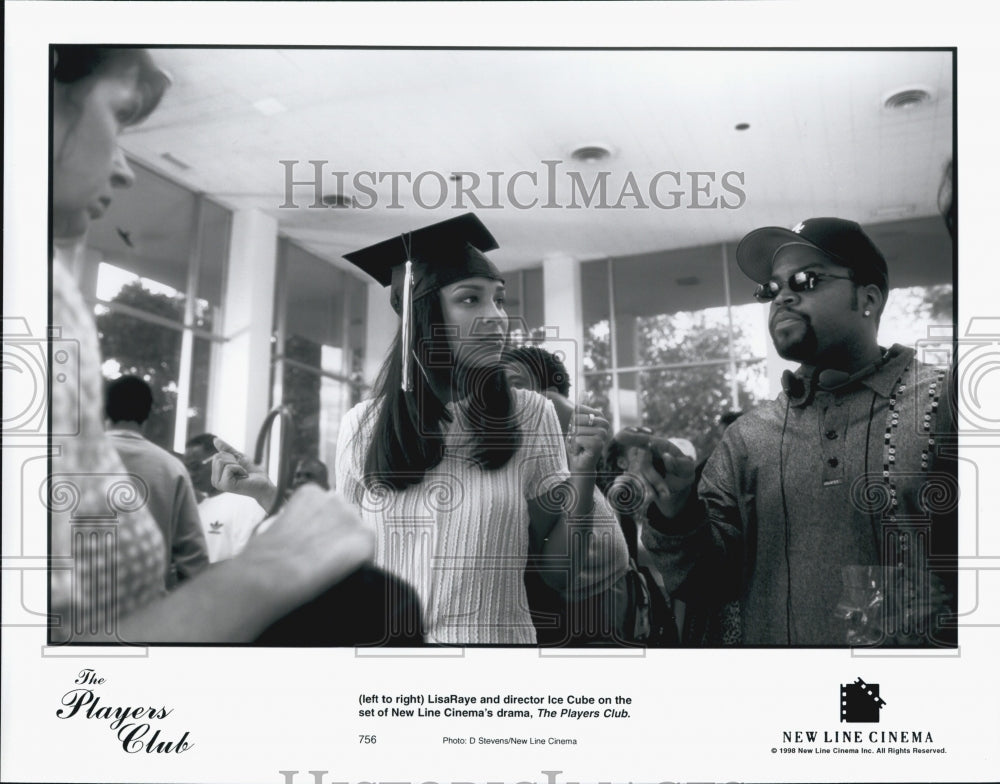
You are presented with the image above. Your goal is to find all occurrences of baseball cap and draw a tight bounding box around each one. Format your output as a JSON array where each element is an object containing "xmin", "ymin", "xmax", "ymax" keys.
[{"xmin": 736, "ymin": 217, "xmax": 889, "ymax": 293}]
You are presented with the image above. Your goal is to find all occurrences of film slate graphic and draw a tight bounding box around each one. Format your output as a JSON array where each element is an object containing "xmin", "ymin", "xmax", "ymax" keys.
[{"xmin": 841, "ymin": 677, "xmax": 886, "ymax": 723}]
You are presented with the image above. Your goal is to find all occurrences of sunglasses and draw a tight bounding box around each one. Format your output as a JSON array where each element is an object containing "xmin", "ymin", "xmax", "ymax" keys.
[{"xmin": 754, "ymin": 269, "xmax": 854, "ymax": 302}]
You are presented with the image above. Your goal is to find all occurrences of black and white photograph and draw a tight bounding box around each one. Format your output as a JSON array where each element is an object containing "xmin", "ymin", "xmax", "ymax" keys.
[{"xmin": 3, "ymin": 2, "xmax": 998, "ymax": 783}]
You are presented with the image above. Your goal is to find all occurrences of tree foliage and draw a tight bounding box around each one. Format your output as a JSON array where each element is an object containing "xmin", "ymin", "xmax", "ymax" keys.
[
  {"xmin": 584, "ymin": 311, "xmax": 762, "ymax": 462},
  {"xmin": 95, "ymin": 281, "xmax": 185, "ymax": 449}
]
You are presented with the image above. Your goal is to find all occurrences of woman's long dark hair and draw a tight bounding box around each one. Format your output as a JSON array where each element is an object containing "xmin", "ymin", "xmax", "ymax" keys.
[{"xmin": 359, "ymin": 292, "xmax": 521, "ymax": 491}]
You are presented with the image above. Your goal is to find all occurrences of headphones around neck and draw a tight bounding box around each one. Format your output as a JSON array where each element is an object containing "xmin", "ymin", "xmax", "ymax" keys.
[{"xmin": 782, "ymin": 347, "xmax": 896, "ymax": 407}]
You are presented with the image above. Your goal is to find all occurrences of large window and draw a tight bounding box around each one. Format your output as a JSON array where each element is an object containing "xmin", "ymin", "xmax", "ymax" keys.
[
  {"xmin": 271, "ymin": 241, "xmax": 368, "ymax": 479},
  {"xmin": 879, "ymin": 283, "xmax": 953, "ymax": 350},
  {"xmin": 582, "ymin": 247, "xmax": 767, "ymax": 462},
  {"xmin": 84, "ymin": 162, "xmax": 230, "ymax": 452}
]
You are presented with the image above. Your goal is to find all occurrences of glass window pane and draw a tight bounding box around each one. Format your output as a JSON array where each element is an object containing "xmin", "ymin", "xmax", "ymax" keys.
[
  {"xmin": 281, "ymin": 352, "xmax": 323, "ymax": 460},
  {"xmin": 504, "ymin": 267, "xmax": 545, "ymax": 342},
  {"xmin": 279, "ymin": 361, "xmax": 349, "ymax": 482},
  {"xmin": 319, "ymin": 375, "xmax": 352, "ymax": 474},
  {"xmin": 614, "ymin": 246, "xmax": 729, "ymax": 366},
  {"xmin": 283, "ymin": 242, "xmax": 348, "ymax": 372},
  {"xmin": 187, "ymin": 335, "xmax": 214, "ymax": 441},
  {"xmin": 725, "ymin": 239, "xmax": 758, "ymax": 308},
  {"xmin": 84, "ymin": 164, "xmax": 230, "ymax": 451},
  {"xmin": 616, "ymin": 370, "xmax": 640, "ymax": 426},
  {"xmin": 582, "ymin": 259, "xmax": 611, "ymax": 373},
  {"xmin": 196, "ymin": 199, "xmax": 231, "ymax": 316},
  {"xmin": 522, "ymin": 267, "xmax": 544, "ymax": 331},
  {"xmin": 636, "ymin": 308, "xmax": 730, "ymax": 363},
  {"xmin": 730, "ymin": 301, "xmax": 772, "ymax": 361},
  {"xmin": 346, "ymin": 274, "xmax": 368, "ymax": 391},
  {"xmin": 86, "ymin": 159, "xmax": 197, "ymax": 299},
  {"xmin": 503, "ymin": 270, "xmax": 524, "ymax": 334},
  {"xmin": 95, "ymin": 308, "xmax": 182, "ymax": 451},
  {"xmin": 879, "ymin": 284, "xmax": 954, "ymax": 349},
  {"xmin": 583, "ymin": 318, "xmax": 611, "ymax": 374},
  {"xmin": 274, "ymin": 241, "xmax": 368, "ymax": 485},
  {"xmin": 95, "ymin": 263, "xmax": 187, "ymax": 323},
  {"xmin": 583, "ymin": 372, "xmax": 612, "ymax": 417}
]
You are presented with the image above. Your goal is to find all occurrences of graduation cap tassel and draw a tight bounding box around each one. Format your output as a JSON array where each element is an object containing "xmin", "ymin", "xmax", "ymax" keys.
[{"xmin": 400, "ymin": 258, "xmax": 415, "ymax": 393}]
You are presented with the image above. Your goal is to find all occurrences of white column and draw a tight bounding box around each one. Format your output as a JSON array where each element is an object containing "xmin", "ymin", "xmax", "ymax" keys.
[
  {"xmin": 615, "ymin": 314, "xmax": 640, "ymax": 428},
  {"xmin": 207, "ymin": 209, "xmax": 278, "ymax": 451},
  {"xmin": 363, "ymin": 280, "xmax": 398, "ymax": 389},
  {"xmin": 541, "ymin": 253, "xmax": 585, "ymax": 405}
]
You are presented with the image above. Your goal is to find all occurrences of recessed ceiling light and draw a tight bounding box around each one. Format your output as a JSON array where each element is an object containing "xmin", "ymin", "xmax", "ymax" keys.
[
  {"xmin": 883, "ymin": 87, "xmax": 933, "ymax": 111},
  {"xmin": 253, "ymin": 97, "xmax": 287, "ymax": 116},
  {"xmin": 570, "ymin": 145, "xmax": 613, "ymax": 163},
  {"xmin": 735, "ymin": 123, "xmax": 751, "ymax": 131},
  {"xmin": 321, "ymin": 193, "xmax": 354, "ymax": 208}
]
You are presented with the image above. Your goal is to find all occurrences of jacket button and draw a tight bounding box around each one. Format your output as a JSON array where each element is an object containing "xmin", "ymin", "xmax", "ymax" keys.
[
  {"xmin": 827, "ymin": 457, "xmax": 839, "ymax": 468},
  {"xmin": 826, "ymin": 430, "xmax": 839, "ymax": 440}
]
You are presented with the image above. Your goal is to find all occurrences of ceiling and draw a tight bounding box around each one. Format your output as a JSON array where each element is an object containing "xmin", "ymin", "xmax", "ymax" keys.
[{"xmin": 114, "ymin": 48, "xmax": 954, "ymax": 281}]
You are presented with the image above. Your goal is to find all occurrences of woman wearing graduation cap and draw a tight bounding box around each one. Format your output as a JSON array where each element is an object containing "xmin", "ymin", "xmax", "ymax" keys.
[{"xmin": 336, "ymin": 214, "xmax": 628, "ymax": 645}]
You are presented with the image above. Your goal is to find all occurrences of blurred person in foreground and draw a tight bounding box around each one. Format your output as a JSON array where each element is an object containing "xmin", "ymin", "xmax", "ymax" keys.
[{"xmin": 50, "ymin": 46, "xmax": 375, "ymax": 643}]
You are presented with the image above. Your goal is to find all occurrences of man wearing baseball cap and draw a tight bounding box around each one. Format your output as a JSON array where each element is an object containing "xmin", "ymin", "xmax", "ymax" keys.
[{"xmin": 640, "ymin": 217, "xmax": 956, "ymax": 646}]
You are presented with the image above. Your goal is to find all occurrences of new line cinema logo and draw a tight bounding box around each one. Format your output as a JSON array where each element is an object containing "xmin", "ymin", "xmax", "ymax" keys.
[
  {"xmin": 778, "ymin": 678, "xmax": 945, "ymax": 755},
  {"xmin": 841, "ymin": 677, "xmax": 885, "ymax": 723}
]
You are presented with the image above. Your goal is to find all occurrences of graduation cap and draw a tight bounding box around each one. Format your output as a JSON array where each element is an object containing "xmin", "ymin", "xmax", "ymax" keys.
[{"xmin": 344, "ymin": 213, "xmax": 503, "ymax": 391}]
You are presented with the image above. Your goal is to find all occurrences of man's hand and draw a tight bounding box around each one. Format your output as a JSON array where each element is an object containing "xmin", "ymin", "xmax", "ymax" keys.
[
  {"xmin": 642, "ymin": 438, "xmax": 696, "ymax": 519},
  {"xmin": 238, "ymin": 484, "xmax": 375, "ymax": 609},
  {"xmin": 210, "ymin": 437, "xmax": 278, "ymax": 511},
  {"xmin": 608, "ymin": 430, "xmax": 696, "ymax": 520}
]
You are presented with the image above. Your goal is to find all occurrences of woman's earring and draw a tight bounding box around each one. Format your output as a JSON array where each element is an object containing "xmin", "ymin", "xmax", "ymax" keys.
[{"xmin": 863, "ymin": 309, "xmax": 871, "ymax": 317}]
